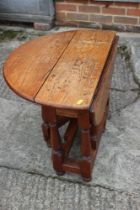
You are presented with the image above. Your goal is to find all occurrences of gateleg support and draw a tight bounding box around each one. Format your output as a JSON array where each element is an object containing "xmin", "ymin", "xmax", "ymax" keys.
[
  {"xmin": 78, "ymin": 110, "xmax": 93, "ymax": 182},
  {"xmin": 46, "ymin": 106, "xmax": 65, "ymax": 175},
  {"xmin": 41, "ymin": 106, "xmax": 51, "ymax": 147}
]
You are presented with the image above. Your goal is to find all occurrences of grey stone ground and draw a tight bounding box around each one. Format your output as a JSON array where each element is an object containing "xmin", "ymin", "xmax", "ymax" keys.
[{"xmin": 0, "ymin": 26, "xmax": 140, "ymax": 210}]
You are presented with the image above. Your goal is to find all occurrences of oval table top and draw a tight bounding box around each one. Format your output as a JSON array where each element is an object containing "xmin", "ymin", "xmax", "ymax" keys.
[{"xmin": 3, "ymin": 29, "xmax": 116, "ymax": 110}]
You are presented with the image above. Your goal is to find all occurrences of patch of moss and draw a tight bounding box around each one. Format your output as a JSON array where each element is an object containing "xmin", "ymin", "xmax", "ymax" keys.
[
  {"xmin": 118, "ymin": 44, "xmax": 131, "ymax": 62},
  {"xmin": 118, "ymin": 45, "xmax": 127, "ymax": 54},
  {"xmin": 0, "ymin": 30, "xmax": 22, "ymax": 41}
]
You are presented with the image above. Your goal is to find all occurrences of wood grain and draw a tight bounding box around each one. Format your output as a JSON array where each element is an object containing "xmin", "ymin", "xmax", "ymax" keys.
[
  {"xmin": 3, "ymin": 29, "xmax": 118, "ymax": 181},
  {"xmin": 3, "ymin": 31, "xmax": 75, "ymax": 100},
  {"xmin": 35, "ymin": 30, "xmax": 115, "ymax": 109},
  {"xmin": 91, "ymin": 37, "xmax": 118, "ymax": 125}
]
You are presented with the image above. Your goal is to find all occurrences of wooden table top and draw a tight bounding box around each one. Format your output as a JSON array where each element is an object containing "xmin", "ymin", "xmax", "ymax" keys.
[{"xmin": 3, "ymin": 29, "xmax": 116, "ymax": 110}]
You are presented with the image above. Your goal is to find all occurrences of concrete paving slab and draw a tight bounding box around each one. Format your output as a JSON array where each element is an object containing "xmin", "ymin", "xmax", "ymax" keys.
[
  {"xmin": 0, "ymin": 98, "xmax": 54, "ymax": 175},
  {"xmin": 109, "ymin": 90, "xmax": 138, "ymax": 117},
  {"xmin": 0, "ymin": 95, "xmax": 140, "ymax": 195},
  {"xmin": 0, "ymin": 168, "xmax": 140, "ymax": 210},
  {"xmin": 0, "ymin": 27, "xmax": 140, "ymax": 209},
  {"xmin": 130, "ymin": 41, "xmax": 140, "ymax": 85},
  {"xmin": 111, "ymin": 49, "xmax": 138, "ymax": 91}
]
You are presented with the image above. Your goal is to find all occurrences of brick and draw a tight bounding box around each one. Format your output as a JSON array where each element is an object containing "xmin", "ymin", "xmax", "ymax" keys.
[
  {"xmin": 55, "ymin": 19, "xmax": 79, "ymax": 27},
  {"xmin": 114, "ymin": 16, "xmax": 138, "ymax": 25},
  {"xmin": 33, "ymin": 22, "xmax": 52, "ymax": 31},
  {"xmin": 102, "ymin": 23, "xmax": 125, "ymax": 32},
  {"xmin": 127, "ymin": 9, "xmax": 140, "ymax": 17},
  {"xmin": 55, "ymin": 0, "xmax": 140, "ymax": 30},
  {"xmin": 90, "ymin": 14, "xmax": 112, "ymax": 24},
  {"xmin": 78, "ymin": 22, "xmax": 101, "ymax": 29},
  {"xmin": 102, "ymin": 7, "xmax": 125, "ymax": 15},
  {"xmin": 90, "ymin": 1, "xmax": 111, "ymax": 6},
  {"xmin": 79, "ymin": 5, "xmax": 100, "ymax": 13},
  {"xmin": 65, "ymin": 0, "xmax": 87, "ymax": 3},
  {"xmin": 56, "ymin": 12, "xmax": 66, "ymax": 21},
  {"xmin": 66, "ymin": 13, "xmax": 77, "ymax": 21},
  {"xmin": 76, "ymin": 13, "xmax": 89, "ymax": 21},
  {"xmin": 114, "ymin": 2, "xmax": 139, "ymax": 8},
  {"xmin": 125, "ymin": 25, "xmax": 140, "ymax": 33},
  {"xmin": 55, "ymin": 3, "xmax": 76, "ymax": 11},
  {"xmin": 67, "ymin": 12, "xmax": 89, "ymax": 21}
]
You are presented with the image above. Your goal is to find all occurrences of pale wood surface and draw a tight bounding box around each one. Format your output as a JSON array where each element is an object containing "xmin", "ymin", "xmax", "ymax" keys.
[
  {"xmin": 92, "ymin": 37, "xmax": 118, "ymax": 125},
  {"xmin": 4, "ymin": 31, "xmax": 75, "ymax": 100},
  {"xmin": 35, "ymin": 30, "xmax": 115, "ymax": 109},
  {"xmin": 4, "ymin": 29, "xmax": 116, "ymax": 109}
]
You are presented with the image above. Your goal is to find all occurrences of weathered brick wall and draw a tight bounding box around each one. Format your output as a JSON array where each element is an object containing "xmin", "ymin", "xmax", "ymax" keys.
[{"xmin": 55, "ymin": 0, "xmax": 140, "ymax": 32}]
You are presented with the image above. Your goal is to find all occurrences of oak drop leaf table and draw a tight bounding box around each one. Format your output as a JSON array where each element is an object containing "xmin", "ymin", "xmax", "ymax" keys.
[{"xmin": 3, "ymin": 29, "xmax": 118, "ymax": 181}]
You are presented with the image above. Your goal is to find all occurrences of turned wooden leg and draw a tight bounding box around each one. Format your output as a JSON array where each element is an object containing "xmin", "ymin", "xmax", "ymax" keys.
[
  {"xmin": 46, "ymin": 107, "xmax": 65, "ymax": 175},
  {"xmin": 41, "ymin": 106, "xmax": 51, "ymax": 147},
  {"xmin": 78, "ymin": 111, "xmax": 92, "ymax": 182}
]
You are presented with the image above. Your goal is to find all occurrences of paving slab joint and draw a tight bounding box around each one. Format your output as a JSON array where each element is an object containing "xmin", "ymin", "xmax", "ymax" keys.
[{"xmin": 1, "ymin": 165, "xmax": 140, "ymax": 198}]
